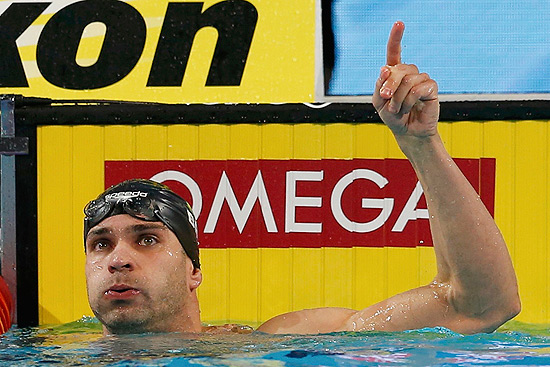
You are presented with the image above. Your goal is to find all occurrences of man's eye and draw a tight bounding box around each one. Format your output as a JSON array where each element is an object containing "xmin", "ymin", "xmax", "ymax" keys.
[
  {"xmin": 92, "ymin": 241, "xmax": 110, "ymax": 251},
  {"xmin": 139, "ymin": 236, "xmax": 158, "ymax": 247}
]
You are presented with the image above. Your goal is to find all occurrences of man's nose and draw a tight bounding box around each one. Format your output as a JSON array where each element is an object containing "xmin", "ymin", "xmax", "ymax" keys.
[{"xmin": 107, "ymin": 242, "xmax": 136, "ymax": 273}]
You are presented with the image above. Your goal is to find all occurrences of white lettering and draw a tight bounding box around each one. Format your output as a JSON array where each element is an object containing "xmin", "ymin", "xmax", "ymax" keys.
[
  {"xmin": 148, "ymin": 167, "xmax": 434, "ymax": 237},
  {"xmin": 392, "ymin": 181, "xmax": 429, "ymax": 232},
  {"xmin": 151, "ymin": 170, "xmax": 203, "ymax": 218},
  {"xmin": 204, "ymin": 171, "xmax": 277, "ymax": 234},
  {"xmin": 105, "ymin": 191, "xmax": 148, "ymax": 201},
  {"xmin": 285, "ymin": 171, "xmax": 323, "ymax": 233},
  {"xmin": 331, "ymin": 169, "xmax": 394, "ymax": 233}
]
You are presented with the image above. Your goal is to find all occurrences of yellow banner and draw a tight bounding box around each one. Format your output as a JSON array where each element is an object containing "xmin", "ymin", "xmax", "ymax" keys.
[
  {"xmin": 38, "ymin": 120, "xmax": 550, "ymax": 326},
  {"xmin": 0, "ymin": 0, "xmax": 315, "ymax": 103}
]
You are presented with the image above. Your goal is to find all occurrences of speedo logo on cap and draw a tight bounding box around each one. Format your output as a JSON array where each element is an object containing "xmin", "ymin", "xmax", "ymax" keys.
[{"xmin": 105, "ymin": 191, "xmax": 148, "ymax": 202}]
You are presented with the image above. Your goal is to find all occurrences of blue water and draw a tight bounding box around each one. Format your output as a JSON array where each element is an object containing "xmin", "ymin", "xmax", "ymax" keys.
[{"xmin": 1, "ymin": 318, "xmax": 550, "ymax": 366}]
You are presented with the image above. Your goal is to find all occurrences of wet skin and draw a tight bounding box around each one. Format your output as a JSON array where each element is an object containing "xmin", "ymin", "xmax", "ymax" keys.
[{"xmin": 85, "ymin": 214, "xmax": 202, "ymax": 335}]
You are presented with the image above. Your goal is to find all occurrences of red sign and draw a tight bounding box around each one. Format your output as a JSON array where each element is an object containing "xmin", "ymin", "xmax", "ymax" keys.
[{"xmin": 105, "ymin": 159, "xmax": 495, "ymax": 248}]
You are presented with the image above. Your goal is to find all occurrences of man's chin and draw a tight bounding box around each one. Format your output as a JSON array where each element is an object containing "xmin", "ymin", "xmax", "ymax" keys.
[
  {"xmin": 102, "ymin": 315, "xmax": 151, "ymax": 335},
  {"xmin": 95, "ymin": 304, "xmax": 153, "ymax": 335}
]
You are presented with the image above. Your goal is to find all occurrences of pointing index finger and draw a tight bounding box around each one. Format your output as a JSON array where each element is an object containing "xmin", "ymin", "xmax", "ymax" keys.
[{"xmin": 386, "ymin": 21, "xmax": 405, "ymax": 66}]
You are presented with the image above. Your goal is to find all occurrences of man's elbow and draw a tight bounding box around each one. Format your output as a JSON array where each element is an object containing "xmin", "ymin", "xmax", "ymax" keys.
[
  {"xmin": 479, "ymin": 291, "xmax": 521, "ymax": 333},
  {"xmin": 501, "ymin": 292, "xmax": 521, "ymax": 323}
]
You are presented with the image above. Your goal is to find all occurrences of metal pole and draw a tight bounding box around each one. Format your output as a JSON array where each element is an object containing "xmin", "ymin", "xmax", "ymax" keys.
[{"xmin": 0, "ymin": 96, "xmax": 17, "ymax": 324}]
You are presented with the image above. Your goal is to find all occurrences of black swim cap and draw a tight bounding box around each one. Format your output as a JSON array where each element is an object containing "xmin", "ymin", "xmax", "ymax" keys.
[{"xmin": 83, "ymin": 179, "xmax": 200, "ymax": 268}]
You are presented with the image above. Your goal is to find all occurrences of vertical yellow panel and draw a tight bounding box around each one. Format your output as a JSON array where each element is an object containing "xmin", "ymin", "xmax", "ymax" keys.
[
  {"xmin": 135, "ymin": 125, "xmax": 167, "ymax": 159},
  {"xmin": 198, "ymin": 124, "xmax": 229, "ymax": 159},
  {"xmin": 483, "ymin": 122, "xmax": 515, "ymax": 260},
  {"xmin": 387, "ymin": 247, "xmax": 419, "ymax": 296},
  {"xmin": 72, "ymin": 126, "xmax": 104, "ymax": 318},
  {"xmin": 229, "ymin": 124, "xmax": 260, "ymax": 159},
  {"xmin": 228, "ymin": 249, "xmax": 259, "ymax": 323},
  {"xmin": 325, "ymin": 123, "xmax": 354, "ymax": 158},
  {"xmin": 294, "ymin": 124, "xmax": 324, "ymax": 158},
  {"xmin": 323, "ymin": 248, "xmax": 353, "ymax": 308},
  {"xmin": 292, "ymin": 248, "xmax": 322, "ymax": 310},
  {"xmin": 37, "ymin": 127, "xmax": 44, "ymax": 320},
  {"xmin": 38, "ymin": 126, "xmax": 74, "ymax": 324},
  {"xmin": 104, "ymin": 125, "xmax": 135, "ymax": 160},
  {"xmin": 449, "ymin": 121, "xmax": 482, "ymax": 158},
  {"xmin": 199, "ymin": 249, "xmax": 229, "ymax": 323},
  {"xmin": 418, "ymin": 247, "xmax": 436, "ymax": 285},
  {"xmin": 166, "ymin": 125, "xmax": 199, "ymax": 160},
  {"xmin": 259, "ymin": 249, "xmax": 292, "ymax": 322},
  {"xmin": 353, "ymin": 248, "xmax": 387, "ymax": 310},
  {"xmin": 355, "ymin": 123, "xmax": 388, "ymax": 159},
  {"xmin": 514, "ymin": 121, "xmax": 547, "ymax": 323},
  {"xmin": 261, "ymin": 124, "xmax": 292, "ymax": 159}
]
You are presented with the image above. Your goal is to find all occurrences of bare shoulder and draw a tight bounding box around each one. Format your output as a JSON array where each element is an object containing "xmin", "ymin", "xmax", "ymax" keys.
[{"xmin": 257, "ymin": 307, "xmax": 356, "ymax": 334}]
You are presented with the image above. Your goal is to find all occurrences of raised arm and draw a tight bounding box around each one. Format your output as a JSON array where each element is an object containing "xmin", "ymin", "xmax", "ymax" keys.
[{"xmin": 258, "ymin": 22, "xmax": 520, "ymax": 335}]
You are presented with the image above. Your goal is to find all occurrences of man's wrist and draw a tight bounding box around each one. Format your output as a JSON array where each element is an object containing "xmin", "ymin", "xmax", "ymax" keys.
[{"xmin": 394, "ymin": 133, "xmax": 445, "ymax": 163}]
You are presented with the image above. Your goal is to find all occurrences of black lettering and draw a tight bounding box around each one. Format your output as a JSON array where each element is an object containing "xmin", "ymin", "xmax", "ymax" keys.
[
  {"xmin": 36, "ymin": 0, "xmax": 146, "ymax": 90},
  {"xmin": 147, "ymin": 0, "xmax": 257, "ymax": 87},
  {"xmin": 0, "ymin": 3, "xmax": 50, "ymax": 87}
]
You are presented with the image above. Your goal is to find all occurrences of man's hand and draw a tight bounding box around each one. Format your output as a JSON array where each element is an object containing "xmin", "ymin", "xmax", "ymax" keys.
[{"xmin": 372, "ymin": 21, "xmax": 439, "ymax": 138}]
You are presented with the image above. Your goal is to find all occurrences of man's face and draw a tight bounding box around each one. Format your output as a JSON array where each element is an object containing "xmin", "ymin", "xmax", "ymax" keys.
[{"xmin": 85, "ymin": 214, "xmax": 201, "ymax": 334}]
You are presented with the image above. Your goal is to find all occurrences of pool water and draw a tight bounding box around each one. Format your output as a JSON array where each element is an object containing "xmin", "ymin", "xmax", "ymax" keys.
[{"xmin": 1, "ymin": 318, "xmax": 550, "ymax": 366}]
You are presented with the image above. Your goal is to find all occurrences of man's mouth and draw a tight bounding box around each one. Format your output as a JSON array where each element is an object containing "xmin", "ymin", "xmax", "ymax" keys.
[{"xmin": 104, "ymin": 284, "xmax": 141, "ymax": 300}]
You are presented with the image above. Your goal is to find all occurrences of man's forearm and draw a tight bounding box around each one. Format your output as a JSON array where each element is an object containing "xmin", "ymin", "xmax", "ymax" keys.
[{"xmin": 396, "ymin": 132, "xmax": 519, "ymax": 320}]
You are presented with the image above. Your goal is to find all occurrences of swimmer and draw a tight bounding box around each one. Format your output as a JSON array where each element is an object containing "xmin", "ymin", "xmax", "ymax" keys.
[
  {"xmin": 84, "ymin": 179, "xmax": 255, "ymax": 335},
  {"xmin": 83, "ymin": 21, "xmax": 520, "ymax": 335}
]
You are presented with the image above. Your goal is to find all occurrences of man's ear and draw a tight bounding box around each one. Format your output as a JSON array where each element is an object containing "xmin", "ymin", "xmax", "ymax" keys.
[{"xmin": 189, "ymin": 267, "xmax": 202, "ymax": 291}]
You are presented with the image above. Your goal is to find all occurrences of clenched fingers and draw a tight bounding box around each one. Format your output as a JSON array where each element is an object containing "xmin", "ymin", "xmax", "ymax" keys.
[
  {"xmin": 387, "ymin": 73, "xmax": 431, "ymax": 114},
  {"xmin": 399, "ymin": 79, "xmax": 438, "ymax": 115},
  {"xmin": 379, "ymin": 64, "xmax": 419, "ymax": 100}
]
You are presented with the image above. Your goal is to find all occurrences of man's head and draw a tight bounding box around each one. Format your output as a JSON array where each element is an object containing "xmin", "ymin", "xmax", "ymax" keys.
[
  {"xmin": 84, "ymin": 179, "xmax": 200, "ymax": 268},
  {"xmin": 83, "ymin": 179, "xmax": 202, "ymax": 334}
]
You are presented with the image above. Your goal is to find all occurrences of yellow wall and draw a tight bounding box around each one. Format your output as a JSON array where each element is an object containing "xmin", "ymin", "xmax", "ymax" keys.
[{"xmin": 37, "ymin": 120, "xmax": 548, "ymax": 326}]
